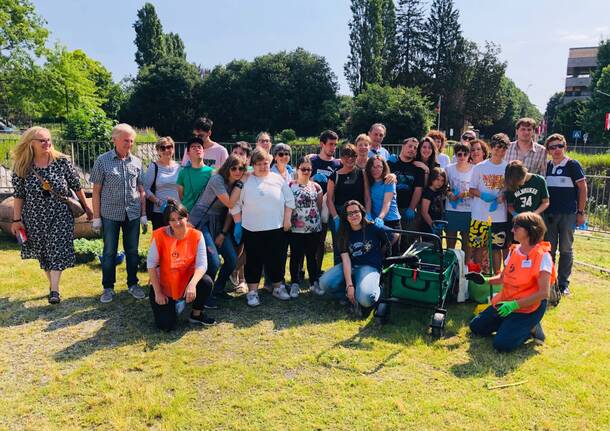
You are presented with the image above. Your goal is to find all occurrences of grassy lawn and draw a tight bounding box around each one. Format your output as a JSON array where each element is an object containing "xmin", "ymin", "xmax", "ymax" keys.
[
  {"xmin": 574, "ymin": 231, "xmax": 610, "ymax": 270},
  {"xmin": 0, "ymin": 232, "xmax": 608, "ymax": 430}
]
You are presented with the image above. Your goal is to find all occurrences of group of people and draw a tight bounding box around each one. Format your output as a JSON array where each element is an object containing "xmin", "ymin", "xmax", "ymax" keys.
[{"xmin": 10, "ymin": 116, "xmax": 588, "ymax": 351}]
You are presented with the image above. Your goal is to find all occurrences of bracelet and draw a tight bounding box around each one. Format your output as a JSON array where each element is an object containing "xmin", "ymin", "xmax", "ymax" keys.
[
  {"xmin": 235, "ymin": 180, "xmax": 244, "ymax": 189},
  {"xmin": 347, "ymin": 284, "xmax": 354, "ymax": 289},
  {"xmin": 12, "ymin": 218, "xmax": 22, "ymax": 223}
]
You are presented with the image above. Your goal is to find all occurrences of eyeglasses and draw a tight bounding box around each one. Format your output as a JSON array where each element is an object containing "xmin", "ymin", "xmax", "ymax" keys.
[
  {"xmin": 258, "ymin": 139, "xmax": 271, "ymax": 143},
  {"xmin": 456, "ymin": 152, "xmax": 469, "ymax": 157},
  {"xmin": 33, "ymin": 138, "xmax": 51, "ymax": 144},
  {"xmin": 548, "ymin": 144, "xmax": 565, "ymax": 150},
  {"xmin": 342, "ymin": 154, "xmax": 357, "ymax": 159},
  {"xmin": 346, "ymin": 210, "xmax": 361, "ymax": 217},
  {"xmin": 230, "ymin": 166, "xmax": 247, "ymax": 172},
  {"xmin": 299, "ymin": 168, "xmax": 312, "ymax": 172},
  {"xmin": 461, "ymin": 135, "xmax": 475, "ymax": 141},
  {"xmin": 276, "ymin": 152, "xmax": 290, "ymax": 157},
  {"xmin": 158, "ymin": 145, "xmax": 173, "ymax": 151}
]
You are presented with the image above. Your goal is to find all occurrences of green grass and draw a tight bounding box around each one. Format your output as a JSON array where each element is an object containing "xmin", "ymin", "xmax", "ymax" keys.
[
  {"xmin": 0, "ymin": 231, "xmax": 609, "ymax": 430},
  {"xmin": 574, "ymin": 231, "xmax": 610, "ymax": 270},
  {"xmin": 567, "ymin": 151, "xmax": 610, "ymax": 174}
]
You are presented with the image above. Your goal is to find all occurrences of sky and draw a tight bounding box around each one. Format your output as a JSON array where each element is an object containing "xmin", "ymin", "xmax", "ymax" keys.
[{"xmin": 31, "ymin": 0, "xmax": 610, "ymax": 113}]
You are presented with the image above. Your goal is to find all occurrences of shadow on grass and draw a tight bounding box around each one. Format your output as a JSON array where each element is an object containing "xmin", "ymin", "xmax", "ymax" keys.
[{"xmin": 0, "ymin": 231, "xmax": 20, "ymax": 251}]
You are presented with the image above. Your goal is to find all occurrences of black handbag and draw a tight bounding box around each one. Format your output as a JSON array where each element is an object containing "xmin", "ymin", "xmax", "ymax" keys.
[{"xmin": 32, "ymin": 169, "xmax": 85, "ymax": 218}]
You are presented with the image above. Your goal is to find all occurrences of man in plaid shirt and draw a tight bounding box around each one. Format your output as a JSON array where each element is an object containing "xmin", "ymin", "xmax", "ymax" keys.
[
  {"xmin": 504, "ymin": 117, "xmax": 547, "ymax": 176},
  {"xmin": 90, "ymin": 124, "xmax": 148, "ymax": 303}
]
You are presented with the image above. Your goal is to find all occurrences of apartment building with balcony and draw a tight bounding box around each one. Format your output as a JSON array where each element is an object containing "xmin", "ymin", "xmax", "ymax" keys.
[{"xmin": 564, "ymin": 46, "xmax": 599, "ymax": 103}]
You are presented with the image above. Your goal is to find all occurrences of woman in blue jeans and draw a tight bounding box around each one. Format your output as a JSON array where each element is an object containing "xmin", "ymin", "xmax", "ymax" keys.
[
  {"xmin": 319, "ymin": 200, "xmax": 390, "ymax": 318},
  {"xmin": 190, "ymin": 155, "xmax": 247, "ymax": 304}
]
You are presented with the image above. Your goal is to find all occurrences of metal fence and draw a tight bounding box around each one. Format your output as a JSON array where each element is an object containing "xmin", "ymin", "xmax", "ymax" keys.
[{"xmin": 1, "ymin": 138, "xmax": 610, "ymax": 233}]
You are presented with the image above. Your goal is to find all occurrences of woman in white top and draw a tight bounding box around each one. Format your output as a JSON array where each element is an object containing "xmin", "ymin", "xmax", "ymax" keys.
[
  {"xmin": 231, "ymin": 148, "xmax": 296, "ymax": 307},
  {"xmin": 445, "ymin": 141, "xmax": 474, "ymax": 259},
  {"xmin": 144, "ymin": 137, "xmax": 181, "ymax": 230}
]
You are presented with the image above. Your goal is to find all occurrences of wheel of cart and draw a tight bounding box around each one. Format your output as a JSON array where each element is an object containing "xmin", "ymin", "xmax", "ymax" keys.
[{"xmin": 375, "ymin": 225, "xmax": 461, "ymax": 339}]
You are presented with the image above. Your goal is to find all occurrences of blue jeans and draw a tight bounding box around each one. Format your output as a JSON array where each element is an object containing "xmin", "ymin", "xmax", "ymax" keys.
[
  {"xmin": 102, "ymin": 216, "xmax": 140, "ymax": 290},
  {"xmin": 469, "ymin": 300, "xmax": 547, "ymax": 352},
  {"xmin": 546, "ymin": 213, "xmax": 576, "ymax": 290},
  {"xmin": 319, "ymin": 263, "xmax": 381, "ymax": 307},
  {"xmin": 201, "ymin": 227, "xmax": 238, "ymax": 293}
]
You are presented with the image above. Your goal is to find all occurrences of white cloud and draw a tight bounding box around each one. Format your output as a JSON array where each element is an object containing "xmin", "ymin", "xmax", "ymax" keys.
[{"xmin": 558, "ymin": 32, "xmax": 597, "ymax": 43}]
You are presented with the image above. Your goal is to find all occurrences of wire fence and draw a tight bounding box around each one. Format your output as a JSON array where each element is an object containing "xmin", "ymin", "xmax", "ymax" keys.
[{"xmin": 1, "ymin": 138, "xmax": 610, "ymax": 233}]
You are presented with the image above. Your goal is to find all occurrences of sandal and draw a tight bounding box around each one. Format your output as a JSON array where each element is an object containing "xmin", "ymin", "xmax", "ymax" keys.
[{"xmin": 48, "ymin": 290, "xmax": 61, "ymax": 304}]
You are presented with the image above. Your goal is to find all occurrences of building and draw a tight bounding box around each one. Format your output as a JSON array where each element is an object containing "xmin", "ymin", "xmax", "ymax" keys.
[{"xmin": 564, "ymin": 46, "xmax": 599, "ymax": 103}]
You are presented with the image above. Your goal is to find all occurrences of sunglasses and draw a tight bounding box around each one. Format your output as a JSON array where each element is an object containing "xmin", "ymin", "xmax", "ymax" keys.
[
  {"xmin": 548, "ymin": 144, "xmax": 565, "ymax": 150},
  {"xmin": 33, "ymin": 138, "xmax": 52, "ymax": 144},
  {"xmin": 299, "ymin": 168, "xmax": 312, "ymax": 172},
  {"xmin": 230, "ymin": 166, "xmax": 247, "ymax": 172},
  {"xmin": 276, "ymin": 152, "xmax": 290, "ymax": 157},
  {"xmin": 456, "ymin": 152, "xmax": 469, "ymax": 157},
  {"xmin": 461, "ymin": 135, "xmax": 475, "ymax": 141},
  {"xmin": 346, "ymin": 210, "xmax": 361, "ymax": 217},
  {"xmin": 158, "ymin": 145, "xmax": 173, "ymax": 151},
  {"xmin": 342, "ymin": 154, "xmax": 357, "ymax": 159}
]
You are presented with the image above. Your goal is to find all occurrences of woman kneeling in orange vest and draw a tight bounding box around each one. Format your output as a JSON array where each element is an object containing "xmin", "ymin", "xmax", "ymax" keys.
[
  {"xmin": 147, "ymin": 200, "xmax": 216, "ymax": 330},
  {"xmin": 470, "ymin": 212, "xmax": 556, "ymax": 352}
]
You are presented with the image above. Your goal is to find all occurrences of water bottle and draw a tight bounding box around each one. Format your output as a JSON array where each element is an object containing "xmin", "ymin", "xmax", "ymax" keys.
[
  {"xmin": 16, "ymin": 228, "xmax": 27, "ymax": 246},
  {"xmin": 175, "ymin": 299, "xmax": 186, "ymax": 315}
]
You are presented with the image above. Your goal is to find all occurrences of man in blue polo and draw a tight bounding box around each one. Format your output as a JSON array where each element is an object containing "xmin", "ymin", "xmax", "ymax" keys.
[
  {"xmin": 367, "ymin": 123, "xmax": 391, "ymax": 160},
  {"xmin": 544, "ymin": 133, "xmax": 587, "ymax": 296},
  {"xmin": 91, "ymin": 123, "xmax": 148, "ymax": 303}
]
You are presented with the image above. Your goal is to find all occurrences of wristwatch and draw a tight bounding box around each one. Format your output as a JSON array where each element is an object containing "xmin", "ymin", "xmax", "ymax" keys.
[{"xmin": 235, "ymin": 180, "xmax": 244, "ymax": 189}]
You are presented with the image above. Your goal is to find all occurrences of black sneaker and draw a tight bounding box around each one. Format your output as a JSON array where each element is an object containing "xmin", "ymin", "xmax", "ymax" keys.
[
  {"xmin": 213, "ymin": 290, "xmax": 232, "ymax": 300},
  {"xmin": 189, "ymin": 313, "xmax": 216, "ymax": 326},
  {"xmin": 530, "ymin": 323, "xmax": 546, "ymax": 345},
  {"xmin": 204, "ymin": 295, "xmax": 219, "ymax": 309}
]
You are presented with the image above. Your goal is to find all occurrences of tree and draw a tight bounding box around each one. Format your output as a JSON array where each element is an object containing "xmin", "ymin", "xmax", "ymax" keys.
[
  {"xmin": 120, "ymin": 56, "xmax": 202, "ymax": 138},
  {"xmin": 0, "ymin": 0, "xmax": 48, "ymax": 60},
  {"xmin": 395, "ymin": 0, "xmax": 425, "ymax": 87},
  {"xmin": 133, "ymin": 2, "xmax": 165, "ymax": 68},
  {"xmin": 553, "ymin": 100, "xmax": 589, "ymax": 143},
  {"xmin": 164, "ymin": 32, "xmax": 186, "ymax": 60},
  {"xmin": 36, "ymin": 45, "xmax": 104, "ymax": 119},
  {"xmin": 0, "ymin": 0, "xmax": 48, "ymax": 120},
  {"xmin": 584, "ymin": 64, "xmax": 610, "ymax": 144},
  {"xmin": 198, "ymin": 49, "xmax": 339, "ymax": 139},
  {"xmin": 544, "ymin": 91, "xmax": 564, "ymax": 134},
  {"xmin": 345, "ymin": 0, "xmax": 396, "ymax": 94},
  {"xmin": 463, "ymin": 42, "xmax": 507, "ymax": 127},
  {"xmin": 347, "ymin": 84, "xmax": 433, "ymax": 143},
  {"xmin": 421, "ymin": 0, "xmax": 469, "ymax": 132}
]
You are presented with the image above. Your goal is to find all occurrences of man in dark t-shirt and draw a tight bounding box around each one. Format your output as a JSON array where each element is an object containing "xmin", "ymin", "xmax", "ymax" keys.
[
  {"xmin": 309, "ymin": 130, "xmax": 342, "ymax": 280},
  {"xmin": 388, "ymin": 138, "xmax": 425, "ymax": 242}
]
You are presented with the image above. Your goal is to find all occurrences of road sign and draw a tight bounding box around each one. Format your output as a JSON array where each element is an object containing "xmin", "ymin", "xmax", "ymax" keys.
[{"xmin": 572, "ymin": 130, "xmax": 582, "ymax": 139}]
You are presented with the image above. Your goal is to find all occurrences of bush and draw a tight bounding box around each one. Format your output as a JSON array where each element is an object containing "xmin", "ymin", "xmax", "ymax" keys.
[
  {"xmin": 347, "ymin": 84, "xmax": 434, "ymax": 144},
  {"xmin": 277, "ymin": 129, "xmax": 297, "ymax": 143},
  {"xmin": 63, "ymin": 107, "xmax": 114, "ymax": 142},
  {"xmin": 73, "ymin": 238, "xmax": 104, "ymax": 264}
]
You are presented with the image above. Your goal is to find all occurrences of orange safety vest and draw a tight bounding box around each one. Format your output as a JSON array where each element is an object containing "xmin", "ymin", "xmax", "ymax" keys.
[
  {"xmin": 152, "ymin": 226, "xmax": 201, "ymax": 300},
  {"xmin": 492, "ymin": 241, "xmax": 557, "ymax": 314}
]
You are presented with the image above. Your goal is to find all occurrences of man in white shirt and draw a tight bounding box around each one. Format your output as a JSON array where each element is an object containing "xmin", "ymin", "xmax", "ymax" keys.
[{"xmin": 367, "ymin": 123, "xmax": 391, "ymax": 160}]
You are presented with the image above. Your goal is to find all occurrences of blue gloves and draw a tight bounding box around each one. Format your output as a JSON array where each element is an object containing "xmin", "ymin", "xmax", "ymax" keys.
[
  {"xmin": 365, "ymin": 212, "xmax": 373, "ymax": 222},
  {"xmin": 432, "ymin": 222, "xmax": 443, "ymax": 237},
  {"xmin": 374, "ymin": 217, "xmax": 385, "ymax": 228},
  {"xmin": 403, "ymin": 208, "xmax": 416, "ymax": 222},
  {"xmin": 449, "ymin": 186, "xmax": 463, "ymax": 209},
  {"xmin": 234, "ymin": 222, "xmax": 243, "ymax": 244},
  {"xmin": 479, "ymin": 191, "xmax": 497, "ymax": 203},
  {"xmin": 312, "ymin": 173, "xmax": 327, "ymax": 183},
  {"xmin": 489, "ymin": 199, "xmax": 498, "ymax": 212},
  {"xmin": 388, "ymin": 154, "xmax": 398, "ymax": 163},
  {"xmin": 333, "ymin": 215, "xmax": 340, "ymax": 232}
]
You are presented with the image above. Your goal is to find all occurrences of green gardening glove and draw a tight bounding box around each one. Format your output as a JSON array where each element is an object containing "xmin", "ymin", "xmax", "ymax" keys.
[{"xmin": 496, "ymin": 300, "xmax": 519, "ymax": 317}]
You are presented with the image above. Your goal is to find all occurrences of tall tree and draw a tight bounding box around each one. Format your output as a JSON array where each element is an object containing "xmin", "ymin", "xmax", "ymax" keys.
[
  {"xmin": 345, "ymin": 0, "xmax": 395, "ymax": 94},
  {"xmin": 421, "ymin": 0, "xmax": 467, "ymax": 131},
  {"xmin": 133, "ymin": 2, "xmax": 165, "ymax": 68},
  {"xmin": 380, "ymin": 0, "xmax": 398, "ymax": 84},
  {"xmin": 395, "ymin": 0, "xmax": 425, "ymax": 87},
  {"xmin": 544, "ymin": 91, "xmax": 565, "ymax": 134},
  {"xmin": 164, "ymin": 32, "xmax": 186, "ymax": 60},
  {"xmin": 463, "ymin": 42, "xmax": 507, "ymax": 127}
]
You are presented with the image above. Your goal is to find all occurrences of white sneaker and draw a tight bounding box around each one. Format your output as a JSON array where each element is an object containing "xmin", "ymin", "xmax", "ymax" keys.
[
  {"xmin": 312, "ymin": 281, "xmax": 325, "ymax": 296},
  {"xmin": 229, "ymin": 271, "xmax": 240, "ymax": 287},
  {"xmin": 289, "ymin": 283, "xmax": 300, "ymax": 298},
  {"xmin": 263, "ymin": 283, "xmax": 274, "ymax": 293},
  {"xmin": 273, "ymin": 285, "xmax": 291, "ymax": 300},
  {"xmin": 246, "ymin": 290, "xmax": 260, "ymax": 307}
]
